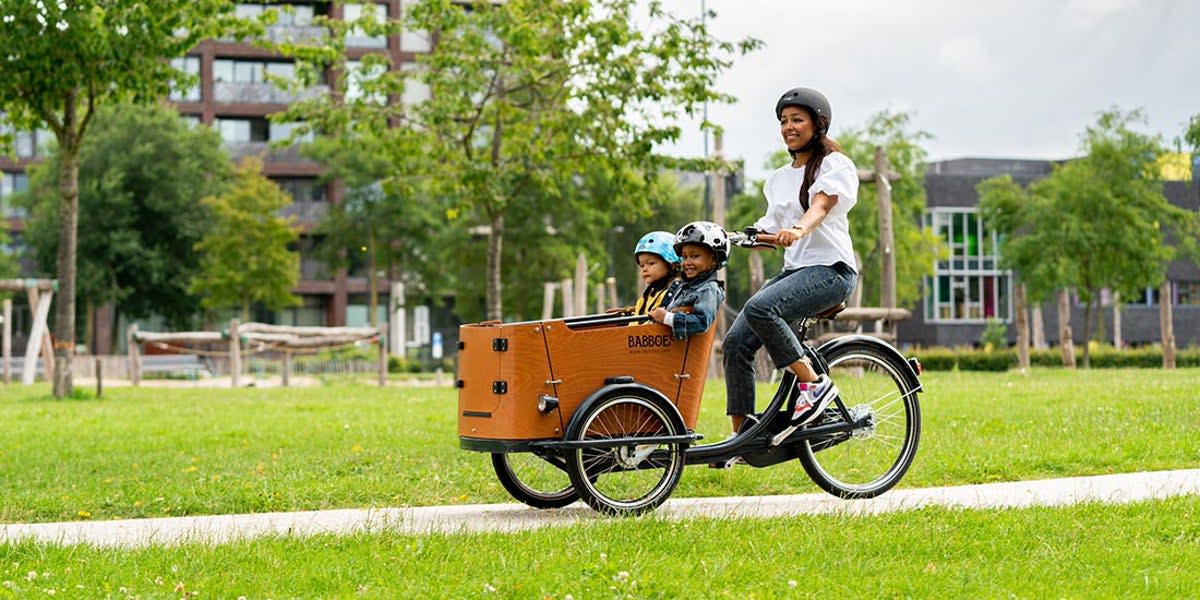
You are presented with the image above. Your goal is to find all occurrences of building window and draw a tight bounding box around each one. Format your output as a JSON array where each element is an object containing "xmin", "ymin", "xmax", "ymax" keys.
[
  {"xmin": 1, "ymin": 172, "xmax": 30, "ymax": 218},
  {"xmin": 923, "ymin": 208, "xmax": 1011, "ymax": 323},
  {"xmin": 344, "ymin": 3, "xmax": 387, "ymax": 48},
  {"xmin": 213, "ymin": 59, "xmax": 296, "ymax": 84},
  {"xmin": 215, "ymin": 117, "xmax": 269, "ymax": 143},
  {"xmin": 1175, "ymin": 282, "xmax": 1200, "ymax": 306},
  {"xmin": 169, "ymin": 56, "xmax": 201, "ymax": 102},
  {"xmin": 275, "ymin": 177, "xmax": 327, "ymax": 204},
  {"xmin": 275, "ymin": 294, "xmax": 327, "ymax": 327},
  {"xmin": 344, "ymin": 59, "xmax": 388, "ymax": 104}
]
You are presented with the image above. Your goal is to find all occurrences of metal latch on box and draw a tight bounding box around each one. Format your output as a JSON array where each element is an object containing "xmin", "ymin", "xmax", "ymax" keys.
[
  {"xmin": 492, "ymin": 338, "xmax": 508, "ymax": 351},
  {"xmin": 492, "ymin": 381, "xmax": 508, "ymax": 394}
]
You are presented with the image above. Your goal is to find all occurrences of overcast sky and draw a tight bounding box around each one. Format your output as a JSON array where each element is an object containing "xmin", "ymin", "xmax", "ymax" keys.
[{"xmin": 652, "ymin": 0, "xmax": 1199, "ymax": 181}]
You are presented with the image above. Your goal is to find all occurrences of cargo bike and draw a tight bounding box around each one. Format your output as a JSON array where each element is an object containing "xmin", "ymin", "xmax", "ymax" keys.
[{"xmin": 457, "ymin": 230, "xmax": 924, "ymax": 515}]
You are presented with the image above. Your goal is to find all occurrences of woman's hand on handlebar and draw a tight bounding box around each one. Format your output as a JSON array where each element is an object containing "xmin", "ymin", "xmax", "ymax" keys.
[
  {"xmin": 774, "ymin": 227, "xmax": 805, "ymax": 247},
  {"xmin": 730, "ymin": 227, "xmax": 779, "ymax": 250}
]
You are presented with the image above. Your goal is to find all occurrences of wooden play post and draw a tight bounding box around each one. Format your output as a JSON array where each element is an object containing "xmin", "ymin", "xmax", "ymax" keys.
[
  {"xmin": 127, "ymin": 324, "xmax": 141, "ymax": 385},
  {"xmin": 874, "ymin": 146, "xmax": 897, "ymax": 337},
  {"xmin": 281, "ymin": 350, "xmax": 291, "ymax": 387},
  {"xmin": 542, "ymin": 282, "xmax": 557, "ymax": 320},
  {"xmin": 378, "ymin": 334, "xmax": 387, "ymax": 387},
  {"xmin": 1160, "ymin": 280, "xmax": 1175, "ymax": 369},
  {"xmin": 2, "ymin": 298, "xmax": 10, "ymax": 385},
  {"xmin": 229, "ymin": 318, "xmax": 241, "ymax": 387},
  {"xmin": 25, "ymin": 286, "xmax": 54, "ymax": 384}
]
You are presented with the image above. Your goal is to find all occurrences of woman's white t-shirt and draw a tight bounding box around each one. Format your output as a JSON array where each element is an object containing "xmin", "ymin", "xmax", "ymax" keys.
[{"xmin": 754, "ymin": 152, "xmax": 859, "ymax": 272}]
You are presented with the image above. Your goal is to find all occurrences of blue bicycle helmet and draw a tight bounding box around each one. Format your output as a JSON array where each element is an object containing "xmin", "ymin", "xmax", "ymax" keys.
[{"xmin": 634, "ymin": 231, "xmax": 681, "ymax": 265}]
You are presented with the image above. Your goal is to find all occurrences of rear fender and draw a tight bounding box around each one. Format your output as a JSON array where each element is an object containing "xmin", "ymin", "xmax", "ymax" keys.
[{"xmin": 816, "ymin": 334, "xmax": 922, "ymax": 393}]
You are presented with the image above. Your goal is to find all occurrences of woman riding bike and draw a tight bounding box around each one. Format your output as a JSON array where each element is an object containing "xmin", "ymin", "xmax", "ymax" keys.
[{"xmin": 722, "ymin": 87, "xmax": 860, "ymax": 442}]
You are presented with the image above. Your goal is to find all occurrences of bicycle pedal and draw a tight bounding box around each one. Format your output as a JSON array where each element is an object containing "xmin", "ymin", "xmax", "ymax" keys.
[{"xmin": 769, "ymin": 424, "xmax": 800, "ymax": 447}]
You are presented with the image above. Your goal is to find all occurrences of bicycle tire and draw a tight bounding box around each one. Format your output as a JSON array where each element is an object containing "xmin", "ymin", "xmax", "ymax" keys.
[{"xmin": 797, "ymin": 339, "xmax": 921, "ymax": 498}]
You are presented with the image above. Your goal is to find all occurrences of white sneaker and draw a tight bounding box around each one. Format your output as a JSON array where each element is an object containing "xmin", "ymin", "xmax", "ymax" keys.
[{"xmin": 791, "ymin": 374, "xmax": 838, "ymax": 425}]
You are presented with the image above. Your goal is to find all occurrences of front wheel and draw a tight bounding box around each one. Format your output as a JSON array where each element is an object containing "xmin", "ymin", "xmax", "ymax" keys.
[
  {"xmin": 798, "ymin": 340, "xmax": 921, "ymax": 498},
  {"xmin": 491, "ymin": 452, "xmax": 579, "ymax": 509},
  {"xmin": 565, "ymin": 392, "xmax": 686, "ymax": 515}
]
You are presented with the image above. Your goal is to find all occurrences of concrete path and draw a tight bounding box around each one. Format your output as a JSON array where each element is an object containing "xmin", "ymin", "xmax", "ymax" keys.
[{"xmin": 3, "ymin": 469, "xmax": 1198, "ymax": 548}]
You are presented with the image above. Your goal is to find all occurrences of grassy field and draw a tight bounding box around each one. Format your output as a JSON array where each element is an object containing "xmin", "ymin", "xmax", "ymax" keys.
[
  {"xmin": 1, "ymin": 369, "xmax": 1197, "ymax": 524},
  {"xmin": 0, "ymin": 496, "xmax": 1198, "ymax": 597},
  {"xmin": 1, "ymin": 369, "xmax": 1198, "ymax": 597}
]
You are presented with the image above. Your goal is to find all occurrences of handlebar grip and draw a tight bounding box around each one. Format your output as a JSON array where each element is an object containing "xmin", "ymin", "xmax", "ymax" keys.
[{"xmin": 753, "ymin": 233, "xmax": 779, "ymax": 246}]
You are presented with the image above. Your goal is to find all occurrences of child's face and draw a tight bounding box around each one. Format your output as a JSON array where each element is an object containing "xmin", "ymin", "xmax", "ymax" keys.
[
  {"xmin": 636, "ymin": 253, "xmax": 672, "ymax": 284},
  {"xmin": 678, "ymin": 244, "xmax": 716, "ymax": 279}
]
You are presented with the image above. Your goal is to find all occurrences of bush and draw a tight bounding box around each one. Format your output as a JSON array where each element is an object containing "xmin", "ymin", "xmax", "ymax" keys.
[{"xmin": 912, "ymin": 345, "xmax": 1200, "ymax": 371}]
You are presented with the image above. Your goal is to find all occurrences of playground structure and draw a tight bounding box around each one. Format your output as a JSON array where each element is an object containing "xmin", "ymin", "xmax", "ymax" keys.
[
  {"xmin": 128, "ymin": 320, "xmax": 387, "ymax": 387},
  {"xmin": 1, "ymin": 278, "xmax": 56, "ymax": 386}
]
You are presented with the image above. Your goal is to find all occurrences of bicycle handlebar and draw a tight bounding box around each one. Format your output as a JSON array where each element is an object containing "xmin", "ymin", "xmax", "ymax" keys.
[{"xmin": 728, "ymin": 227, "xmax": 779, "ymax": 250}]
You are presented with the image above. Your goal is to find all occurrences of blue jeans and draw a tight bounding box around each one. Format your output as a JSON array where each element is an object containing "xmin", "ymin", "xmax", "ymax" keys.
[{"xmin": 723, "ymin": 262, "xmax": 857, "ymax": 416}]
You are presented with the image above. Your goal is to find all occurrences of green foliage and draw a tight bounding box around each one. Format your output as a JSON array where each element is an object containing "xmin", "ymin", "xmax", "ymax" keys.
[
  {"xmin": 979, "ymin": 318, "xmax": 1008, "ymax": 350},
  {"xmin": 1182, "ymin": 113, "xmax": 1200, "ymax": 152},
  {"xmin": 0, "ymin": 228, "xmax": 17, "ymax": 283},
  {"xmin": 277, "ymin": 0, "xmax": 760, "ymax": 321},
  {"xmin": 0, "ymin": 0, "xmax": 259, "ymax": 395},
  {"xmin": 190, "ymin": 158, "xmax": 301, "ymax": 318},
  {"xmin": 838, "ymin": 110, "xmax": 945, "ymax": 308},
  {"xmin": 18, "ymin": 102, "xmax": 229, "ymax": 331}
]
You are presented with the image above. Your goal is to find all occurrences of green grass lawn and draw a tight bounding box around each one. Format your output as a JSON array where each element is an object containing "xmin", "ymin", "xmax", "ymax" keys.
[
  {"xmin": 1, "ymin": 370, "xmax": 1198, "ymax": 597},
  {"xmin": 1, "ymin": 368, "xmax": 1198, "ymax": 524},
  {"xmin": 1, "ymin": 496, "xmax": 1198, "ymax": 598}
]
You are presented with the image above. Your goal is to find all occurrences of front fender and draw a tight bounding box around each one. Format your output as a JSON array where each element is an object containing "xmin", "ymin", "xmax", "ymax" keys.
[{"xmin": 563, "ymin": 380, "xmax": 687, "ymax": 441}]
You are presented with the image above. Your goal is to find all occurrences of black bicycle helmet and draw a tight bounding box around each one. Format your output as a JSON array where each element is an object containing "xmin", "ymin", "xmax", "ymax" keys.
[{"xmin": 775, "ymin": 87, "xmax": 832, "ymax": 131}]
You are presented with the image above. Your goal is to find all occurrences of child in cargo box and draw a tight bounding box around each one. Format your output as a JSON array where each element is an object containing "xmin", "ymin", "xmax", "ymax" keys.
[
  {"xmin": 647, "ymin": 221, "xmax": 727, "ymax": 340},
  {"xmin": 630, "ymin": 230, "xmax": 682, "ymax": 317}
]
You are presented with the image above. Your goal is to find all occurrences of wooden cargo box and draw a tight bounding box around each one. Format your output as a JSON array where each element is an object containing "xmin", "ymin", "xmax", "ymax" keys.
[{"xmin": 457, "ymin": 317, "xmax": 715, "ymax": 442}]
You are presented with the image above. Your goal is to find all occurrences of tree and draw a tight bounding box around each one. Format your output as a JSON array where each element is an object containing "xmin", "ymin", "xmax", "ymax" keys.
[
  {"xmin": 302, "ymin": 134, "xmax": 443, "ymax": 326},
  {"xmin": 982, "ymin": 109, "xmax": 1199, "ymax": 368},
  {"xmin": 978, "ymin": 174, "xmax": 1073, "ymax": 367},
  {"xmin": 190, "ymin": 158, "xmax": 301, "ymax": 321},
  {"xmin": 838, "ymin": 110, "xmax": 945, "ymax": 309},
  {"xmin": 0, "ymin": 0, "xmax": 255, "ymax": 397},
  {"xmin": 281, "ymin": 0, "xmax": 759, "ymax": 321},
  {"xmin": 0, "ymin": 229, "xmax": 17, "ymax": 282},
  {"xmin": 20, "ymin": 102, "xmax": 229, "ymax": 347}
]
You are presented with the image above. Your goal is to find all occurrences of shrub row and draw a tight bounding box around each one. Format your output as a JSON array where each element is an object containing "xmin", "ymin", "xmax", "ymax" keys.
[{"xmin": 913, "ymin": 346, "xmax": 1200, "ymax": 371}]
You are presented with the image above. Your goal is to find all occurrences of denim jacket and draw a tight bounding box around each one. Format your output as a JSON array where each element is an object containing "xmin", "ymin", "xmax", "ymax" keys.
[{"xmin": 664, "ymin": 269, "xmax": 725, "ymax": 340}]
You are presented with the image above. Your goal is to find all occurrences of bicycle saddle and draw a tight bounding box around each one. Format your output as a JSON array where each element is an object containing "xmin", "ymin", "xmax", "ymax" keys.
[{"xmin": 812, "ymin": 302, "xmax": 847, "ymax": 320}]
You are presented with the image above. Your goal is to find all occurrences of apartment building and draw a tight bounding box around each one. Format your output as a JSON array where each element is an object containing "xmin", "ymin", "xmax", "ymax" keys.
[
  {"xmin": 1, "ymin": 1, "xmax": 436, "ymax": 354},
  {"xmin": 899, "ymin": 157, "xmax": 1200, "ymax": 348}
]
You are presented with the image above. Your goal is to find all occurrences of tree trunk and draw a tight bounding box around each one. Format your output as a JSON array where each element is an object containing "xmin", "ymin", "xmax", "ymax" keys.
[
  {"xmin": 486, "ymin": 213, "xmax": 504, "ymax": 321},
  {"xmin": 367, "ymin": 227, "xmax": 378, "ymax": 328},
  {"xmin": 748, "ymin": 251, "xmax": 773, "ymax": 382},
  {"xmin": 52, "ymin": 122, "xmax": 81, "ymax": 398},
  {"xmin": 1031, "ymin": 305, "xmax": 1047, "ymax": 350},
  {"xmin": 1081, "ymin": 293, "xmax": 1094, "ymax": 369},
  {"xmin": 1057, "ymin": 288, "xmax": 1075, "ymax": 369},
  {"xmin": 1014, "ymin": 281, "xmax": 1030, "ymax": 371},
  {"xmin": 1112, "ymin": 291, "xmax": 1122, "ymax": 350},
  {"xmin": 1159, "ymin": 280, "xmax": 1175, "ymax": 369}
]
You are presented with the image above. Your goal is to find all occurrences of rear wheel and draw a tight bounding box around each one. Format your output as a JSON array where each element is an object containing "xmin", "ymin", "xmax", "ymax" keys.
[
  {"xmin": 491, "ymin": 452, "xmax": 578, "ymax": 509},
  {"xmin": 566, "ymin": 392, "xmax": 686, "ymax": 515},
  {"xmin": 798, "ymin": 341, "xmax": 920, "ymax": 498}
]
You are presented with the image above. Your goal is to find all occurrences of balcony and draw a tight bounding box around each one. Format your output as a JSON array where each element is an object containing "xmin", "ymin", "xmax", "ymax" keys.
[
  {"xmin": 280, "ymin": 200, "xmax": 330, "ymax": 223},
  {"xmin": 214, "ymin": 81, "xmax": 329, "ymax": 106},
  {"xmin": 224, "ymin": 142, "xmax": 318, "ymax": 168},
  {"xmin": 265, "ymin": 24, "xmax": 327, "ymax": 44}
]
